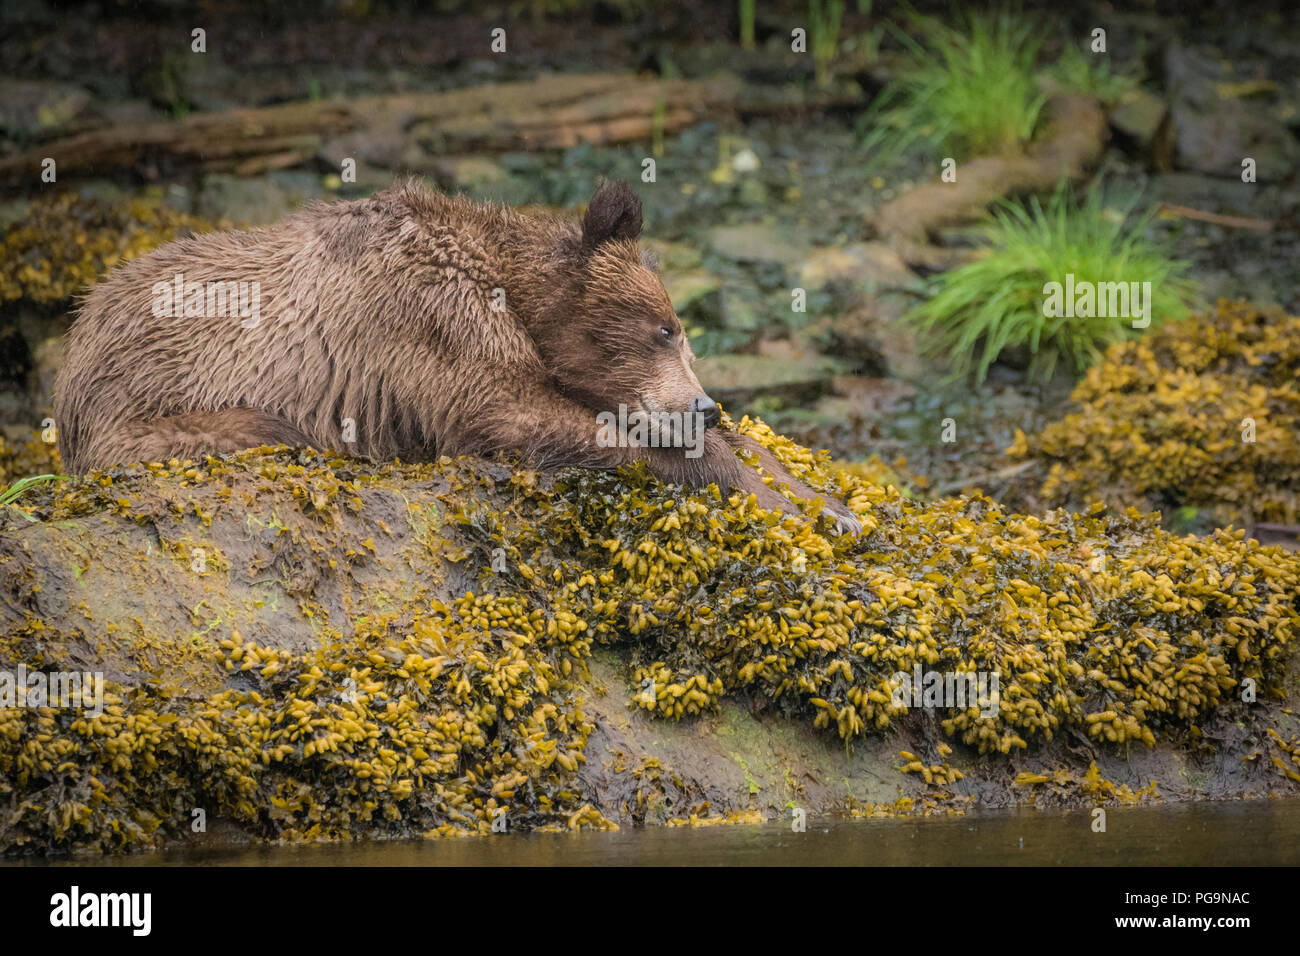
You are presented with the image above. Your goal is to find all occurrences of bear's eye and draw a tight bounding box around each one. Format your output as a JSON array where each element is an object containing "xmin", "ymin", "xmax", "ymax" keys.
[{"xmin": 659, "ymin": 326, "xmax": 674, "ymax": 344}]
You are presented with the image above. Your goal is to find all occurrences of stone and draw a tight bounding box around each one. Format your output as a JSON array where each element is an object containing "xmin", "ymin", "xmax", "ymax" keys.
[
  {"xmin": 1109, "ymin": 89, "xmax": 1169, "ymax": 153},
  {"xmin": 320, "ymin": 125, "xmax": 408, "ymax": 172},
  {"xmin": 1163, "ymin": 44, "xmax": 1300, "ymax": 180},
  {"xmin": 805, "ymin": 295, "xmax": 928, "ymax": 381},
  {"xmin": 427, "ymin": 155, "xmax": 508, "ymax": 191},
  {"xmin": 695, "ymin": 351, "xmax": 849, "ymax": 407},
  {"xmin": 662, "ymin": 270, "xmax": 722, "ymax": 315},
  {"xmin": 0, "ymin": 78, "xmax": 91, "ymax": 137},
  {"xmin": 706, "ymin": 223, "xmax": 807, "ymax": 266},
  {"xmin": 1170, "ymin": 102, "xmax": 1300, "ymax": 180},
  {"xmin": 643, "ymin": 238, "xmax": 702, "ymax": 272},
  {"xmin": 197, "ymin": 172, "xmax": 323, "ymax": 225},
  {"xmin": 0, "ymin": 199, "xmax": 30, "ymax": 231},
  {"xmin": 797, "ymin": 241, "xmax": 921, "ymax": 292}
]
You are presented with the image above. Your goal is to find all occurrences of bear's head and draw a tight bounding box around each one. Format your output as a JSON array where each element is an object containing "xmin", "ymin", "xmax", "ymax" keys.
[{"xmin": 541, "ymin": 180, "xmax": 720, "ymax": 446}]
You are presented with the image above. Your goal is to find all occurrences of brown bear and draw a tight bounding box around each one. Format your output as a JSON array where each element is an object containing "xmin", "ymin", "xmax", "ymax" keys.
[{"xmin": 53, "ymin": 179, "xmax": 859, "ymax": 533}]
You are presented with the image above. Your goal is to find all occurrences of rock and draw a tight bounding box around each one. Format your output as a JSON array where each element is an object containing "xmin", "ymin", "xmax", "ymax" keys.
[
  {"xmin": 731, "ymin": 147, "xmax": 761, "ymax": 173},
  {"xmin": 1109, "ymin": 89, "xmax": 1170, "ymax": 160},
  {"xmin": 132, "ymin": 54, "xmax": 307, "ymax": 114},
  {"xmin": 74, "ymin": 180, "xmax": 128, "ymax": 204},
  {"xmin": 0, "ymin": 0, "xmax": 56, "ymax": 26},
  {"xmin": 643, "ymin": 238, "xmax": 702, "ymax": 272},
  {"xmin": 806, "ymin": 296, "xmax": 928, "ymax": 381},
  {"xmin": 933, "ymin": 226, "xmax": 989, "ymax": 249},
  {"xmin": 695, "ymin": 351, "xmax": 849, "ymax": 407},
  {"xmin": 333, "ymin": 166, "xmax": 400, "ymax": 200},
  {"xmin": 197, "ymin": 172, "xmax": 323, "ymax": 225},
  {"xmin": 86, "ymin": 99, "xmax": 158, "ymax": 127},
  {"xmin": 1164, "ymin": 44, "xmax": 1300, "ymax": 180},
  {"xmin": 0, "ymin": 77, "xmax": 91, "ymax": 137},
  {"xmin": 719, "ymin": 288, "xmax": 765, "ymax": 331},
  {"xmin": 0, "ymin": 198, "xmax": 29, "ymax": 231},
  {"xmin": 1146, "ymin": 171, "xmax": 1276, "ymax": 220},
  {"xmin": 805, "ymin": 307, "xmax": 885, "ymax": 375},
  {"xmin": 828, "ymin": 375, "xmax": 917, "ymax": 414},
  {"xmin": 797, "ymin": 241, "xmax": 921, "ymax": 293},
  {"xmin": 426, "ymin": 157, "xmax": 536, "ymax": 205},
  {"xmin": 198, "ymin": 176, "xmax": 288, "ymax": 225},
  {"xmin": 865, "ymin": 321, "xmax": 927, "ymax": 383},
  {"xmin": 157, "ymin": 182, "xmax": 196, "ymax": 215},
  {"xmin": 132, "ymin": 51, "xmax": 228, "ymax": 113},
  {"xmin": 1163, "ymin": 43, "xmax": 1225, "ymax": 104},
  {"xmin": 1171, "ymin": 102, "xmax": 1300, "ymax": 179},
  {"xmin": 706, "ymin": 223, "xmax": 807, "ymax": 266},
  {"xmin": 0, "ymin": 304, "xmax": 70, "ymax": 423},
  {"xmin": 796, "ymin": 376, "xmax": 918, "ymax": 426},
  {"xmin": 0, "ymin": 438, "xmax": 1295, "ymax": 853},
  {"xmin": 320, "ymin": 125, "xmax": 408, "ymax": 172},
  {"xmin": 427, "ymin": 155, "xmax": 508, "ymax": 192},
  {"xmin": 662, "ymin": 269, "xmax": 722, "ymax": 315}
]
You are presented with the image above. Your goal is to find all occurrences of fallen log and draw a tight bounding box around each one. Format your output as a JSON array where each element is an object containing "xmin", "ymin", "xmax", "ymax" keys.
[
  {"xmin": 873, "ymin": 94, "xmax": 1109, "ymax": 269},
  {"xmin": 0, "ymin": 72, "xmax": 862, "ymax": 186}
]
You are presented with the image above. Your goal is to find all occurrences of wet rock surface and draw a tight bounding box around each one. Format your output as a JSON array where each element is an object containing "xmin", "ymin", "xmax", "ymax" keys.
[{"xmin": 1, "ymin": 424, "xmax": 1298, "ymax": 853}]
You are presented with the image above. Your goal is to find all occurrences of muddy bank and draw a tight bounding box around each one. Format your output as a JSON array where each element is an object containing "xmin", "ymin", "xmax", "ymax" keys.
[{"xmin": 1, "ymin": 421, "xmax": 1298, "ymax": 854}]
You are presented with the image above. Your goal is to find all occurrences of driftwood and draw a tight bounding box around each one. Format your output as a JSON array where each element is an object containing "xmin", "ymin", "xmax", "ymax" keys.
[
  {"xmin": 1157, "ymin": 203, "xmax": 1275, "ymax": 231},
  {"xmin": 0, "ymin": 72, "xmax": 862, "ymax": 185},
  {"xmin": 873, "ymin": 95, "xmax": 1109, "ymax": 269},
  {"xmin": 931, "ymin": 460, "xmax": 1036, "ymax": 497},
  {"xmin": 1251, "ymin": 522, "xmax": 1300, "ymax": 550}
]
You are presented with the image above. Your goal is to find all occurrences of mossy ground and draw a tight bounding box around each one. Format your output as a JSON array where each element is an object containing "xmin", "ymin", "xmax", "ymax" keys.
[{"xmin": 1, "ymin": 415, "xmax": 1298, "ymax": 855}]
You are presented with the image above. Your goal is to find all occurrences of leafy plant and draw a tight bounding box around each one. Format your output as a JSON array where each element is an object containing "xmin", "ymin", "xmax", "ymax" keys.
[
  {"xmin": 739, "ymin": 0, "xmax": 756, "ymax": 49},
  {"xmin": 862, "ymin": 8, "xmax": 1046, "ymax": 161},
  {"xmin": 0, "ymin": 473, "xmax": 69, "ymax": 518},
  {"xmin": 1048, "ymin": 39, "xmax": 1137, "ymax": 103},
  {"xmin": 809, "ymin": 0, "xmax": 845, "ymax": 89},
  {"xmin": 903, "ymin": 184, "xmax": 1197, "ymax": 383},
  {"xmin": 845, "ymin": 0, "xmax": 882, "ymax": 65}
]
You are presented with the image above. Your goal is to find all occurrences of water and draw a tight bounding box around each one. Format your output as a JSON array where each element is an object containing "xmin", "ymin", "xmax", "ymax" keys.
[{"xmin": 25, "ymin": 800, "xmax": 1300, "ymax": 866}]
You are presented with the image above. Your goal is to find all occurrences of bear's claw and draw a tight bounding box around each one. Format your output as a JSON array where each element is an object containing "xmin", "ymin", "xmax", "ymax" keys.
[{"xmin": 830, "ymin": 509, "xmax": 862, "ymax": 536}]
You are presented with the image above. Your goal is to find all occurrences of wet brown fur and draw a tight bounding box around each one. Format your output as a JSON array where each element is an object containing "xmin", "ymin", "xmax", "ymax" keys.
[{"xmin": 54, "ymin": 179, "xmax": 858, "ymax": 530}]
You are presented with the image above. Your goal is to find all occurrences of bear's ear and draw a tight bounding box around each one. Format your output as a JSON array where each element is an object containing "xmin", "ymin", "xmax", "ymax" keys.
[{"xmin": 581, "ymin": 180, "xmax": 642, "ymax": 251}]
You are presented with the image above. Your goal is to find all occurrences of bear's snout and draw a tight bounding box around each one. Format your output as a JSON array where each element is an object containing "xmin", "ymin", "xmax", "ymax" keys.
[{"xmin": 690, "ymin": 394, "xmax": 721, "ymax": 430}]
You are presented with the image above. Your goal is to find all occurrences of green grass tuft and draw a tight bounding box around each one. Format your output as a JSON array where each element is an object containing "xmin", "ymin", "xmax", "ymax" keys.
[
  {"xmin": 810, "ymin": 0, "xmax": 846, "ymax": 89},
  {"xmin": 0, "ymin": 473, "xmax": 69, "ymax": 512},
  {"xmin": 1048, "ymin": 39, "xmax": 1138, "ymax": 104},
  {"xmin": 863, "ymin": 8, "xmax": 1046, "ymax": 161},
  {"xmin": 902, "ymin": 185, "xmax": 1198, "ymax": 383}
]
